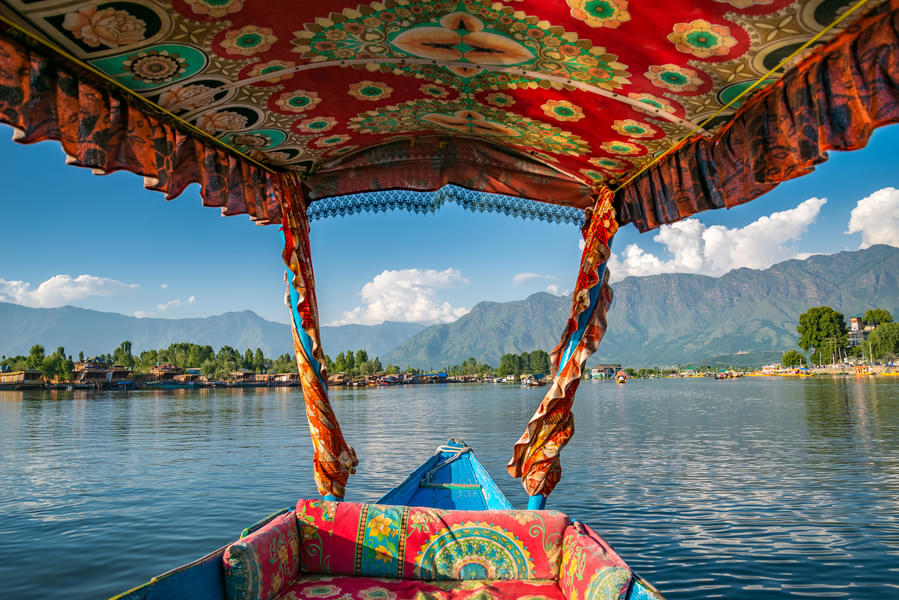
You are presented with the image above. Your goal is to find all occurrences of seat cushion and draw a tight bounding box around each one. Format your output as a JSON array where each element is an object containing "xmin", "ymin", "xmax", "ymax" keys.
[
  {"xmin": 296, "ymin": 499, "xmax": 569, "ymax": 580},
  {"xmin": 560, "ymin": 522, "xmax": 632, "ymax": 600},
  {"xmin": 275, "ymin": 575, "xmax": 567, "ymax": 600},
  {"xmin": 224, "ymin": 510, "xmax": 301, "ymax": 600}
]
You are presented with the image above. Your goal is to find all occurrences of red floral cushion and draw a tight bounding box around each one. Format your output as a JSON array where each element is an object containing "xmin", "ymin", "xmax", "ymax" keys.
[
  {"xmin": 559, "ymin": 522, "xmax": 632, "ymax": 600},
  {"xmin": 295, "ymin": 500, "xmax": 570, "ymax": 580},
  {"xmin": 224, "ymin": 510, "xmax": 301, "ymax": 600},
  {"xmin": 275, "ymin": 575, "xmax": 566, "ymax": 600}
]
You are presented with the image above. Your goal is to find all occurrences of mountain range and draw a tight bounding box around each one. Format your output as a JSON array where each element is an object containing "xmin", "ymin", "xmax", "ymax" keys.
[{"xmin": 1, "ymin": 246, "xmax": 896, "ymax": 367}]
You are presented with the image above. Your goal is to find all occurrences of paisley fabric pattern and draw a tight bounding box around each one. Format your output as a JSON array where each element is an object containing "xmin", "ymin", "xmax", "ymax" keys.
[
  {"xmin": 560, "ymin": 523, "xmax": 632, "ymax": 600},
  {"xmin": 295, "ymin": 500, "xmax": 568, "ymax": 581},
  {"xmin": 276, "ymin": 575, "xmax": 567, "ymax": 600},
  {"xmin": 224, "ymin": 510, "xmax": 301, "ymax": 600},
  {"xmin": 508, "ymin": 188, "xmax": 618, "ymax": 497}
]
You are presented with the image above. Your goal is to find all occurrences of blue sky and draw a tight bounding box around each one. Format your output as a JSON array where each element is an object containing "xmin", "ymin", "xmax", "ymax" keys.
[{"xmin": 1, "ymin": 123, "xmax": 898, "ymax": 326}]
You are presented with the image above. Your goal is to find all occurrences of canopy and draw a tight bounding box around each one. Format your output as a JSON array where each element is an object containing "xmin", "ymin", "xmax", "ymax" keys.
[{"xmin": 3, "ymin": 0, "xmax": 897, "ymax": 230}]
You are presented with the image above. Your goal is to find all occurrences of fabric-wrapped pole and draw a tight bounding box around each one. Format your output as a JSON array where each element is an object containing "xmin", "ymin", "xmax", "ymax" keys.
[
  {"xmin": 507, "ymin": 185, "xmax": 618, "ymax": 500},
  {"xmin": 281, "ymin": 184, "xmax": 357, "ymax": 499}
]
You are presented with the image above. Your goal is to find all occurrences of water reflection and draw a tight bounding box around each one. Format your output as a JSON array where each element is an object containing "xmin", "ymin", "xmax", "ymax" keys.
[{"xmin": 0, "ymin": 381, "xmax": 898, "ymax": 599}]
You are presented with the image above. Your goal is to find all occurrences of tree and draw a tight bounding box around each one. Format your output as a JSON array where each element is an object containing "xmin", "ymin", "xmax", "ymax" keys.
[
  {"xmin": 781, "ymin": 349, "xmax": 805, "ymax": 367},
  {"xmin": 254, "ymin": 348, "xmax": 266, "ymax": 373},
  {"xmin": 863, "ymin": 308, "xmax": 893, "ymax": 326},
  {"xmin": 869, "ymin": 322, "xmax": 899, "ymax": 359},
  {"xmin": 797, "ymin": 306, "xmax": 848, "ymax": 365},
  {"xmin": 113, "ymin": 340, "xmax": 134, "ymax": 368},
  {"xmin": 27, "ymin": 345, "xmax": 45, "ymax": 369},
  {"xmin": 497, "ymin": 353, "xmax": 521, "ymax": 377},
  {"xmin": 355, "ymin": 349, "xmax": 368, "ymax": 367},
  {"xmin": 528, "ymin": 350, "xmax": 551, "ymax": 374},
  {"xmin": 78, "ymin": 350, "xmax": 84, "ymax": 362}
]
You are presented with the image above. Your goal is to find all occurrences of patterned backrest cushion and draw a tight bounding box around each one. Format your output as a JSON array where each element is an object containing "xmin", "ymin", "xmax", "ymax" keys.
[
  {"xmin": 296, "ymin": 499, "xmax": 569, "ymax": 580},
  {"xmin": 560, "ymin": 522, "xmax": 632, "ymax": 600},
  {"xmin": 223, "ymin": 510, "xmax": 301, "ymax": 600}
]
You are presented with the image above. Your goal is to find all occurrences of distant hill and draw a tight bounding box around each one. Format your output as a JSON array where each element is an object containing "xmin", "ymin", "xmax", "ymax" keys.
[
  {"xmin": 386, "ymin": 245, "xmax": 899, "ymax": 368},
  {"xmin": 0, "ymin": 304, "xmax": 423, "ymax": 360},
  {"xmin": 3, "ymin": 246, "xmax": 896, "ymax": 367}
]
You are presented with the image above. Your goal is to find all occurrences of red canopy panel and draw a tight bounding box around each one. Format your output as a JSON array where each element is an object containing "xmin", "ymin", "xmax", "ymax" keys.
[{"xmin": 1, "ymin": 0, "xmax": 897, "ymax": 230}]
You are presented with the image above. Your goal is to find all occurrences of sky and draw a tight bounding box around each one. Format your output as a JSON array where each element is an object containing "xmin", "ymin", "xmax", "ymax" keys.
[{"xmin": 1, "ymin": 123, "xmax": 898, "ymax": 327}]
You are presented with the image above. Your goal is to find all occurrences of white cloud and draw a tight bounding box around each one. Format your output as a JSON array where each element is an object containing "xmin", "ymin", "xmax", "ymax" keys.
[
  {"xmin": 546, "ymin": 284, "xmax": 561, "ymax": 296},
  {"xmin": 0, "ymin": 274, "xmax": 138, "ymax": 308},
  {"xmin": 331, "ymin": 268, "xmax": 469, "ymax": 325},
  {"xmin": 514, "ymin": 272, "xmax": 543, "ymax": 284},
  {"xmin": 847, "ymin": 187, "xmax": 899, "ymax": 249},
  {"xmin": 188, "ymin": 295, "xmax": 196, "ymax": 304},
  {"xmin": 608, "ymin": 197, "xmax": 826, "ymax": 281},
  {"xmin": 514, "ymin": 272, "xmax": 556, "ymax": 285},
  {"xmin": 160, "ymin": 283, "xmax": 168, "ymax": 289},
  {"xmin": 133, "ymin": 310, "xmax": 153, "ymax": 318}
]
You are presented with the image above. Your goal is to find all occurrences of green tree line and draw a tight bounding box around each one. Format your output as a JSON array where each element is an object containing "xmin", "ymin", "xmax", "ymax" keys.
[{"xmin": 784, "ymin": 307, "xmax": 897, "ymax": 366}]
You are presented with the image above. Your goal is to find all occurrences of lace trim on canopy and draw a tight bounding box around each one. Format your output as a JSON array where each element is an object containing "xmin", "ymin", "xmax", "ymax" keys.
[{"xmin": 306, "ymin": 185, "xmax": 586, "ymax": 226}]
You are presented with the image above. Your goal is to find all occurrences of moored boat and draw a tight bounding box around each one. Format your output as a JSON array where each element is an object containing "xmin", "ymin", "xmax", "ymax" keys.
[{"xmin": 0, "ymin": 368, "xmax": 43, "ymax": 390}]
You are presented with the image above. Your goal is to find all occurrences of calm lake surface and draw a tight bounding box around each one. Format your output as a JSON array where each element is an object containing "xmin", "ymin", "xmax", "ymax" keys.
[{"xmin": 1, "ymin": 379, "xmax": 898, "ymax": 599}]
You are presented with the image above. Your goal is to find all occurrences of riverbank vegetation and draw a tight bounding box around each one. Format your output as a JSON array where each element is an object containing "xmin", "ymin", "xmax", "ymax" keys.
[
  {"xmin": 786, "ymin": 307, "xmax": 896, "ymax": 367},
  {"xmin": 0, "ymin": 341, "xmax": 554, "ymax": 381}
]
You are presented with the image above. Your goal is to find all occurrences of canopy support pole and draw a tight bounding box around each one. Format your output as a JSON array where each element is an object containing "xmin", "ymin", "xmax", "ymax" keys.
[
  {"xmin": 508, "ymin": 186, "xmax": 618, "ymax": 503},
  {"xmin": 281, "ymin": 185, "xmax": 357, "ymax": 500}
]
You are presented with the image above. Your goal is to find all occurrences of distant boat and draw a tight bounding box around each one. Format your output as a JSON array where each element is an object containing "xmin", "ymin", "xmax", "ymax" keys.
[{"xmin": 617, "ymin": 370, "xmax": 628, "ymax": 384}]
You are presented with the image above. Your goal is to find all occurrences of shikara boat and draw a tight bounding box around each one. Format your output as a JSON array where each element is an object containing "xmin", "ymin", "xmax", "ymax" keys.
[
  {"xmin": 2, "ymin": 1, "xmax": 898, "ymax": 599},
  {"xmin": 112, "ymin": 440, "xmax": 662, "ymax": 600}
]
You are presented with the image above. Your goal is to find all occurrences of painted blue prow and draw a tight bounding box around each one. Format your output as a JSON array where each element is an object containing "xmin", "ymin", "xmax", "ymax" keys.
[{"xmin": 378, "ymin": 439, "xmax": 513, "ymax": 510}]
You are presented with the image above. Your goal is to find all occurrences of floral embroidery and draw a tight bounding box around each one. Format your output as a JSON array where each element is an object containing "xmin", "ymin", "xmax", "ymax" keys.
[
  {"xmin": 275, "ymin": 90, "xmax": 322, "ymax": 114},
  {"xmin": 197, "ymin": 110, "xmax": 248, "ymax": 133},
  {"xmin": 62, "ymin": 5, "xmax": 145, "ymax": 48},
  {"xmin": 580, "ymin": 169, "xmax": 606, "ymax": 182},
  {"xmin": 714, "ymin": 0, "xmax": 773, "ymax": 8},
  {"xmin": 485, "ymin": 93, "xmax": 515, "ymax": 107},
  {"xmin": 628, "ymin": 93, "xmax": 679, "ymax": 115},
  {"xmin": 296, "ymin": 117, "xmax": 338, "ymax": 133},
  {"xmin": 221, "ymin": 25, "xmax": 278, "ymax": 56},
  {"xmin": 645, "ymin": 63, "xmax": 704, "ymax": 93},
  {"xmin": 358, "ymin": 587, "xmax": 397, "ymax": 600},
  {"xmin": 247, "ymin": 60, "xmax": 296, "ymax": 84},
  {"xmin": 184, "ymin": 0, "xmax": 245, "ymax": 18},
  {"xmin": 420, "ymin": 84, "xmax": 451, "ymax": 99},
  {"xmin": 302, "ymin": 584, "xmax": 341, "ymax": 598},
  {"xmin": 668, "ymin": 19, "xmax": 738, "ymax": 58},
  {"xmin": 610, "ymin": 119, "xmax": 657, "ymax": 138},
  {"xmin": 567, "ymin": 0, "xmax": 630, "ymax": 29},
  {"xmin": 313, "ymin": 134, "xmax": 351, "ymax": 148},
  {"xmin": 542, "ymin": 100, "xmax": 585, "ymax": 122},
  {"xmin": 157, "ymin": 83, "xmax": 214, "ymax": 110},
  {"xmin": 348, "ymin": 81, "xmax": 393, "ymax": 102},
  {"xmin": 600, "ymin": 140, "xmax": 644, "ymax": 155},
  {"xmin": 589, "ymin": 157, "xmax": 630, "ymax": 171},
  {"xmin": 368, "ymin": 513, "xmax": 395, "ymax": 538},
  {"xmin": 122, "ymin": 50, "xmax": 185, "ymax": 84}
]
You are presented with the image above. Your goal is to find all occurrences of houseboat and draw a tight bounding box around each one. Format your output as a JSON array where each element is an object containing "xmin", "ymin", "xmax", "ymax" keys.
[{"xmin": 0, "ymin": 368, "xmax": 43, "ymax": 390}]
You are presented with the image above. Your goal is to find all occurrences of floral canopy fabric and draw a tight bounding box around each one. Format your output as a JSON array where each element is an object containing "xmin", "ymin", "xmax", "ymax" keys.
[{"xmin": 3, "ymin": 0, "xmax": 897, "ymax": 231}]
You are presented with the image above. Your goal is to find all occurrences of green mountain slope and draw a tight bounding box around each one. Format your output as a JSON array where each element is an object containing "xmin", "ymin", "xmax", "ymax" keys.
[
  {"xmin": 386, "ymin": 245, "xmax": 899, "ymax": 368},
  {"xmin": 0, "ymin": 304, "xmax": 423, "ymax": 360}
]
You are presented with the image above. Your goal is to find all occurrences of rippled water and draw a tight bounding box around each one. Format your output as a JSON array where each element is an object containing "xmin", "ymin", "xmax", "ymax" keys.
[{"xmin": 1, "ymin": 379, "xmax": 898, "ymax": 599}]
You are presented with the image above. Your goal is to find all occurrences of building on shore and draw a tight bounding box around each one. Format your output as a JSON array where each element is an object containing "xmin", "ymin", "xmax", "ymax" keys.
[{"xmin": 588, "ymin": 364, "xmax": 621, "ymax": 379}]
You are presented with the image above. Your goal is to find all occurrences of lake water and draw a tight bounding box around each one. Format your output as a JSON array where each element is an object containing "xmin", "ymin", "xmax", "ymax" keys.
[{"xmin": 1, "ymin": 379, "xmax": 898, "ymax": 599}]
